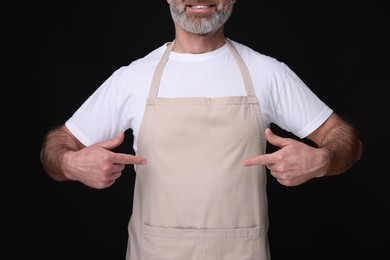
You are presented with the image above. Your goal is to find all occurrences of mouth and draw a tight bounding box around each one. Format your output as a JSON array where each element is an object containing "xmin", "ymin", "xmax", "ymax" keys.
[
  {"xmin": 186, "ymin": 4, "xmax": 216, "ymax": 15},
  {"xmin": 188, "ymin": 5, "xmax": 212, "ymax": 8}
]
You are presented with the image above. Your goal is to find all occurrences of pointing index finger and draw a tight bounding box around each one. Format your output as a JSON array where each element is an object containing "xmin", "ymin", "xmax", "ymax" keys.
[
  {"xmin": 241, "ymin": 153, "xmax": 274, "ymax": 167},
  {"xmin": 114, "ymin": 153, "xmax": 147, "ymax": 165}
]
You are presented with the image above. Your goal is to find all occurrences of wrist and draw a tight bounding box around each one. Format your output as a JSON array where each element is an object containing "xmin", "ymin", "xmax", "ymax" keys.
[
  {"xmin": 61, "ymin": 150, "xmax": 77, "ymax": 181},
  {"xmin": 316, "ymin": 146, "xmax": 333, "ymax": 178}
]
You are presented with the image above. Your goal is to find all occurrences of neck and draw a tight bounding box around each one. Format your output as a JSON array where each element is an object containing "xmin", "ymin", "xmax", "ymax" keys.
[{"xmin": 172, "ymin": 25, "xmax": 226, "ymax": 54}]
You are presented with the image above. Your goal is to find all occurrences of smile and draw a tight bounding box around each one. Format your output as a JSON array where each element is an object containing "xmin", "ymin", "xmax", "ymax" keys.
[{"xmin": 190, "ymin": 5, "xmax": 210, "ymax": 9}]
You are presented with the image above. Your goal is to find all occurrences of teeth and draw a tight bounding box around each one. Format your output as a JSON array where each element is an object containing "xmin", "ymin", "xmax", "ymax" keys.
[{"xmin": 191, "ymin": 5, "xmax": 209, "ymax": 9}]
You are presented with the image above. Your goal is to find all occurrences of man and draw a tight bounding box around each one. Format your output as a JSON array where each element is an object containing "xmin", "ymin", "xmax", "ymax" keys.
[{"xmin": 40, "ymin": 0, "xmax": 362, "ymax": 259}]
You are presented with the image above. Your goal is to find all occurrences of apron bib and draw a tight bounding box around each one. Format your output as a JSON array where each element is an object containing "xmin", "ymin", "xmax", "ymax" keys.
[{"xmin": 126, "ymin": 39, "xmax": 270, "ymax": 260}]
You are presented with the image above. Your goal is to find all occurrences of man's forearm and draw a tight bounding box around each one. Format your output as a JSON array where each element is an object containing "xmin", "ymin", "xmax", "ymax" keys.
[
  {"xmin": 40, "ymin": 126, "xmax": 79, "ymax": 181},
  {"xmin": 320, "ymin": 122, "xmax": 363, "ymax": 176}
]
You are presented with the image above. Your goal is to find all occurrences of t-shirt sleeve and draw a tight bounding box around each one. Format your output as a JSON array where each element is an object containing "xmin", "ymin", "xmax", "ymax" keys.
[
  {"xmin": 65, "ymin": 69, "xmax": 126, "ymax": 146},
  {"xmin": 272, "ymin": 64, "xmax": 333, "ymax": 139}
]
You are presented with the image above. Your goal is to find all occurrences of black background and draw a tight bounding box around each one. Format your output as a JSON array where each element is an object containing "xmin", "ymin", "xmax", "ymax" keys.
[{"xmin": 5, "ymin": 1, "xmax": 389, "ymax": 260}]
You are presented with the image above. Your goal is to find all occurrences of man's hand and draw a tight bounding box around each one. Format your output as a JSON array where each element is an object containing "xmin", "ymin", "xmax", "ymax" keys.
[
  {"xmin": 63, "ymin": 132, "xmax": 147, "ymax": 189},
  {"xmin": 242, "ymin": 128, "xmax": 328, "ymax": 186}
]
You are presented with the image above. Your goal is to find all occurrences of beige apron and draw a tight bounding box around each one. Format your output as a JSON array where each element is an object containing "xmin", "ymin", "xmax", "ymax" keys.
[{"xmin": 126, "ymin": 39, "xmax": 270, "ymax": 260}]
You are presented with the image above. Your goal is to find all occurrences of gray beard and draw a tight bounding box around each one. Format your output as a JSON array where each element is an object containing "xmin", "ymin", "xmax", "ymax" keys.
[{"xmin": 169, "ymin": 6, "xmax": 233, "ymax": 35}]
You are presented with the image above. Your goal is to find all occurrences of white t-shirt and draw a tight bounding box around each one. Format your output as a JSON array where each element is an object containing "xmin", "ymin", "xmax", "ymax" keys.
[{"xmin": 66, "ymin": 39, "xmax": 333, "ymax": 152}]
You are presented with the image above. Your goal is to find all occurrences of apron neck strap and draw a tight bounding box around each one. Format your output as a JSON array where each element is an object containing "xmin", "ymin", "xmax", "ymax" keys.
[{"xmin": 225, "ymin": 38, "xmax": 256, "ymax": 97}]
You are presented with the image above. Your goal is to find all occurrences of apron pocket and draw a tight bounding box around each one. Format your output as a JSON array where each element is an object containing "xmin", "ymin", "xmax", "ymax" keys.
[{"xmin": 141, "ymin": 224, "xmax": 261, "ymax": 260}]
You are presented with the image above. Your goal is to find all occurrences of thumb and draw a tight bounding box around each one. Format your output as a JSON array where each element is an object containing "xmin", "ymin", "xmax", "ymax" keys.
[
  {"xmin": 265, "ymin": 128, "xmax": 287, "ymax": 148},
  {"xmin": 97, "ymin": 132, "xmax": 125, "ymax": 151}
]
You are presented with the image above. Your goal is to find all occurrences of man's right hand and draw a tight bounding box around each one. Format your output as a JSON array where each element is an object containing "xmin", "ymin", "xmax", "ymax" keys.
[{"xmin": 62, "ymin": 131, "xmax": 147, "ymax": 189}]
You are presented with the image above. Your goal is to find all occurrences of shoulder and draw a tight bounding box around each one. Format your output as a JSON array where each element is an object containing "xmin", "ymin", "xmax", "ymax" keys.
[
  {"xmin": 228, "ymin": 39, "xmax": 291, "ymax": 90},
  {"xmin": 228, "ymin": 39, "xmax": 285, "ymax": 68},
  {"xmin": 110, "ymin": 43, "xmax": 168, "ymax": 83}
]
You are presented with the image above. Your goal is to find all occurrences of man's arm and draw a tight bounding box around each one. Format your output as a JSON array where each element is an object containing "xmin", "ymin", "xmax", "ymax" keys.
[
  {"xmin": 307, "ymin": 112, "xmax": 363, "ymax": 176},
  {"xmin": 40, "ymin": 125, "xmax": 85, "ymax": 181}
]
